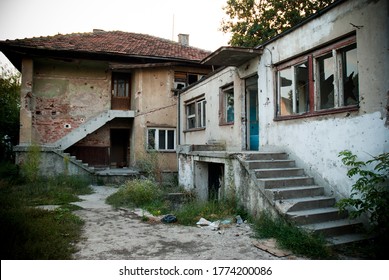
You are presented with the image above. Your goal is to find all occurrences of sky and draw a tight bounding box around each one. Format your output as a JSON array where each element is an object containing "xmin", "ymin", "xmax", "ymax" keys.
[{"xmin": 0, "ymin": 0, "xmax": 231, "ymax": 70}]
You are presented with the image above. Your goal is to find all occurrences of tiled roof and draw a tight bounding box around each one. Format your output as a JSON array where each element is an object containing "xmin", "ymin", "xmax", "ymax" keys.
[{"xmin": 1, "ymin": 30, "xmax": 211, "ymax": 62}]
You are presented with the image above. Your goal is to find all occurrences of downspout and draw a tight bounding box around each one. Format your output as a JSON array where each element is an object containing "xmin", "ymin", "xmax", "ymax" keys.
[{"xmin": 177, "ymin": 90, "xmax": 181, "ymax": 146}]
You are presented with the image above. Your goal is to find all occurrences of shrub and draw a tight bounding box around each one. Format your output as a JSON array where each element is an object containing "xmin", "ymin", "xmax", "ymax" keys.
[
  {"xmin": 337, "ymin": 150, "xmax": 389, "ymax": 256},
  {"xmin": 21, "ymin": 144, "xmax": 41, "ymax": 183},
  {"xmin": 106, "ymin": 179, "xmax": 163, "ymax": 208}
]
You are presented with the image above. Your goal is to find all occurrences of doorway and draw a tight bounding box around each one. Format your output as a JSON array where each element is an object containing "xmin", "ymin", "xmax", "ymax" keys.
[
  {"xmin": 246, "ymin": 75, "xmax": 259, "ymax": 150},
  {"xmin": 110, "ymin": 129, "xmax": 129, "ymax": 168},
  {"xmin": 208, "ymin": 163, "xmax": 224, "ymax": 201}
]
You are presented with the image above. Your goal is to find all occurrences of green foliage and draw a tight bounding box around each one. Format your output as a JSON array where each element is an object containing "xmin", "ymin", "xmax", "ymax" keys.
[
  {"xmin": 0, "ymin": 175, "xmax": 91, "ymax": 259},
  {"xmin": 253, "ymin": 211, "xmax": 332, "ymax": 259},
  {"xmin": 20, "ymin": 144, "xmax": 41, "ymax": 183},
  {"xmin": 221, "ymin": 0, "xmax": 335, "ymax": 47},
  {"xmin": 106, "ymin": 179, "xmax": 164, "ymax": 209},
  {"xmin": 174, "ymin": 198, "xmax": 240, "ymax": 226},
  {"xmin": 0, "ymin": 64, "xmax": 20, "ymax": 162},
  {"xmin": 136, "ymin": 150, "xmax": 163, "ymax": 183},
  {"xmin": 337, "ymin": 150, "xmax": 389, "ymax": 238}
]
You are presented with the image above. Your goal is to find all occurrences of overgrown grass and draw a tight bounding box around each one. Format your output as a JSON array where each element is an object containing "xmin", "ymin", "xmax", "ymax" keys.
[
  {"xmin": 0, "ymin": 164, "xmax": 92, "ymax": 259},
  {"xmin": 253, "ymin": 211, "xmax": 333, "ymax": 259},
  {"xmin": 106, "ymin": 178, "xmax": 246, "ymax": 225},
  {"xmin": 174, "ymin": 198, "xmax": 244, "ymax": 226}
]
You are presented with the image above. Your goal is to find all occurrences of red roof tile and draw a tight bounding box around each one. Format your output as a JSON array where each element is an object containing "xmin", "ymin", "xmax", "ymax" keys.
[{"xmin": 1, "ymin": 30, "xmax": 211, "ymax": 62}]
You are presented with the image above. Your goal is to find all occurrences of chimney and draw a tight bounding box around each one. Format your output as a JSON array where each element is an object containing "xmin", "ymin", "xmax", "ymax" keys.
[
  {"xmin": 178, "ymin": 34, "xmax": 189, "ymax": 46},
  {"xmin": 93, "ymin": 29, "xmax": 105, "ymax": 33}
]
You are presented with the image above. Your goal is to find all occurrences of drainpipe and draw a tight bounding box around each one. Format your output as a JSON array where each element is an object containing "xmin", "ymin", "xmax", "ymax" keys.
[{"xmin": 177, "ymin": 90, "xmax": 181, "ymax": 146}]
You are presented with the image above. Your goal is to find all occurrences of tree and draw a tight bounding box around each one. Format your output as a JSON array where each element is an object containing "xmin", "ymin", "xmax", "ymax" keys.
[
  {"xmin": 221, "ymin": 0, "xmax": 335, "ymax": 47},
  {"xmin": 0, "ymin": 63, "xmax": 20, "ymax": 161}
]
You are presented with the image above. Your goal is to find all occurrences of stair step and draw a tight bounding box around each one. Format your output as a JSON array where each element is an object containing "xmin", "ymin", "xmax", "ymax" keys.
[
  {"xmin": 287, "ymin": 207, "xmax": 348, "ymax": 225},
  {"xmin": 260, "ymin": 176, "xmax": 314, "ymax": 188},
  {"xmin": 255, "ymin": 167, "xmax": 304, "ymax": 178},
  {"xmin": 248, "ymin": 160, "xmax": 296, "ymax": 169},
  {"xmin": 266, "ymin": 185, "xmax": 324, "ymax": 200},
  {"xmin": 300, "ymin": 219, "xmax": 362, "ymax": 237},
  {"xmin": 326, "ymin": 233, "xmax": 368, "ymax": 246},
  {"xmin": 276, "ymin": 196, "xmax": 336, "ymax": 212},
  {"xmin": 243, "ymin": 152, "xmax": 288, "ymax": 161}
]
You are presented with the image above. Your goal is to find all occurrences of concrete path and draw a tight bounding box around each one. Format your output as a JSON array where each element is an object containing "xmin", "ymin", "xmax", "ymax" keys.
[{"xmin": 71, "ymin": 185, "xmax": 300, "ymax": 260}]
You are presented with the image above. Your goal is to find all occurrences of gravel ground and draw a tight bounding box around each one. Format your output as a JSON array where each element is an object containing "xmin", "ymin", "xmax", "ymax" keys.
[{"xmin": 71, "ymin": 185, "xmax": 302, "ymax": 260}]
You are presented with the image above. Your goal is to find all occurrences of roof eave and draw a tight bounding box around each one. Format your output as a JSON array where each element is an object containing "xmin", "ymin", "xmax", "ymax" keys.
[
  {"xmin": 201, "ymin": 46, "xmax": 262, "ymax": 67},
  {"xmin": 0, "ymin": 44, "xmax": 207, "ymax": 69}
]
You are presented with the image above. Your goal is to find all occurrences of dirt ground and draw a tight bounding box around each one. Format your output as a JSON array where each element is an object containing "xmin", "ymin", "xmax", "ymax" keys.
[{"xmin": 71, "ymin": 185, "xmax": 302, "ymax": 260}]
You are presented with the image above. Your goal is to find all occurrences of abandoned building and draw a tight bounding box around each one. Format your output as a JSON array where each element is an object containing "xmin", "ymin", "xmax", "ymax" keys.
[
  {"xmin": 0, "ymin": 31, "xmax": 211, "ymax": 179},
  {"xmin": 1, "ymin": 0, "xmax": 388, "ymax": 244},
  {"xmin": 177, "ymin": 0, "xmax": 389, "ymax": 244}
]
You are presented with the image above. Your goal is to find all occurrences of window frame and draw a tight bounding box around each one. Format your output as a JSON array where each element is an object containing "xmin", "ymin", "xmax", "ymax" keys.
[
  {"xmin": 147, "ymin": 128, "xmax": 176, "ymax": 152},
  {"xmin": 184, "ymin": 96, "xmax": 206, "ymax": 131},
  {"xmin": 275, "ymin": 35, "xmax": 358, "ymax": 121},
  {"xmin": 112, "ymin": 73, "xmax": 131, "ymax": 97},
  {"xmin": 219, "ymin": 83, "xmax": 235, "ymax": 125}
]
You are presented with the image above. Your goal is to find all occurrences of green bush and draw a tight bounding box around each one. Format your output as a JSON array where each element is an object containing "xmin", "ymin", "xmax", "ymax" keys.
[
  {"xmin": 21, "ymin": 144, "xmax": 41, "ymax": 183},
  {"xmin": 337, "ymin": 150, "xmax": 389, "ymax": 257},
  {"xmin": 106, "ymin": 179, "xmax": 163, "ymax": 208}
]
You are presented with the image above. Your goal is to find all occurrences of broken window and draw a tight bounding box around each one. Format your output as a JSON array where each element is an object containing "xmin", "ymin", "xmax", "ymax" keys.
[
  {"xmin": 147, "ymin": 128, "xmax": 176, "ymax": 151},
  {"xmin": 220, "ymin": 84, "xmax": 234, "ymax": 124},
  {"xmin": 186, "ymin": 97, "xmax": 206, "ymax": 130},
  {"xmin": 174, "ymin": 72, "xmax": 204, "ymax": 90},
  {"xmin": 276, "ymin": 35, "xmax": 358, "ymax": 118}
]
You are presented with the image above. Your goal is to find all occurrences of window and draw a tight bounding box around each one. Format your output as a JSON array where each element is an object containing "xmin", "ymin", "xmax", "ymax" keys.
[
  {"xmin": 112, "ymin": 73, "xmax": 130, "ymax": 97},
  {"xmin": 220, "ymin": 84, "xmax": 234, "ymax": 124},
  {"xmin": 174, "ymin": 72, "xmax": 204, "ymax": 90},
  {"xmin": 276, "ymin": 35, "xmax": 358, "ymax": 118},
  {"xmin": 186, "ymin": 97, "xmax": 206, "ymax": 130},
  {"xmin": 147, "ymin": 128, "xmax": 176, "ymax": 151}
]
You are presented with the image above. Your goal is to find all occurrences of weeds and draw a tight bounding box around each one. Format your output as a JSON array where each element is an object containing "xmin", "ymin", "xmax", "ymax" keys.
[
  {"xmin": 253, "ymin": 212, "xmax": 332, "ymax": 259},
  {"xmin": 174, "ymin": 197, "xmax": 240, "ymax": 226},
  {"xmin": 0, "ymin": 170, "xmax": 92, "ymax": 259},
  {"xmin": 107, "ymin": 179, "xmax": 164, "ymax": 209},
  {"xmin": 21, "ymin": 144, "xmax": 41, "ymax": 183}
]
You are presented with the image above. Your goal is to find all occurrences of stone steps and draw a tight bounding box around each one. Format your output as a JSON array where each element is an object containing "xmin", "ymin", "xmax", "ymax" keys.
[{"xmin": 240, "ymin": 151, "xmax": 365, "ymax": 245}]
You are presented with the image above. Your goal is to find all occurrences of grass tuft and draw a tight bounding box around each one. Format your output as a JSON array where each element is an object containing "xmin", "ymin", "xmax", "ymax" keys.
[
  {"xmin": 253, "ymin": 211, "xmax": 333, "ymax": 259},
  {"xmin": 0, "ymin": 168, "xmax": 92, "ymax": 260}
]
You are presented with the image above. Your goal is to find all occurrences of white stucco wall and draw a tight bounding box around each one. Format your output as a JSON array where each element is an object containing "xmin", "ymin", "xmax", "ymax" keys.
[
  {"xmin": 258, "ymin": 0, "xmax": 389, "ymax": 198},
  {"xmin": 179, "ymin": 67, "xmax": 247, "ymax": 151}
]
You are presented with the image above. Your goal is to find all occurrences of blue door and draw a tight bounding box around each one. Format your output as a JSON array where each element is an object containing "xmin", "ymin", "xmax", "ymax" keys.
[{"xmin": 246, "ymin": 76, "xmax": 259, "ymax": 150}]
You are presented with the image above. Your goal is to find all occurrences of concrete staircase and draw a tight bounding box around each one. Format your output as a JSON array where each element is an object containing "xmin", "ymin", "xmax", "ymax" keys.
[
  {"xmin": 51, "ymin": 149, "xmax": 96, "ymax": 174},
  {"xmin": 238, "ymin": 152, "xmax": 366, "ymax": 245},
  {"xmin": 53, "ymin": 110, "xmax": 134, "ymax": 150}
]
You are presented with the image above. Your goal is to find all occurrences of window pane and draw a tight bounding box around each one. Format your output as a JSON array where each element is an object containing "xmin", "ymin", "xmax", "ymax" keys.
[
  {"xmin": 318, "ymin": 53, "xmax": 334, "ymax": 109},
  {"xmin": 225, "ymin": 89, "xmax": 234, "ymax": 123},
  {"xmin": 202, "ymin": 101, "xmax": 206, "ymax": 127},
  {"xmin": 278, "ymin": 68, "xmax": 293, "ymax": 116},
  {"xmin": 158, "ymin": 130, "xmax": 166, "ymax": 150},
  {"xmin": 295, "ymin": 62, "xmax": 309, "ymax": 113},
  {"xmin": 117, "ymin": 79, "xmax": 126, "ymax": 97},
  {"xmin": 187, "ymin": 103, "xmax": 196, "ymax": 129},
  {"xmin": 187, "ymin": 103, "xmax": 195, "ymax": 115},
  {"xmin": 343, "ymin": 45, "xmax": 358, "ymax": 106},
  {"xmin": 167, "ymin": 130, "xmax": 174, "ymax": 149},
  {"xmin": 188, "ymin": 117, "xmax": 195, "ymax": 129},
  {"xmin": 147, "ymin": 129, "xmax": 155, "ymax": 150}
]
